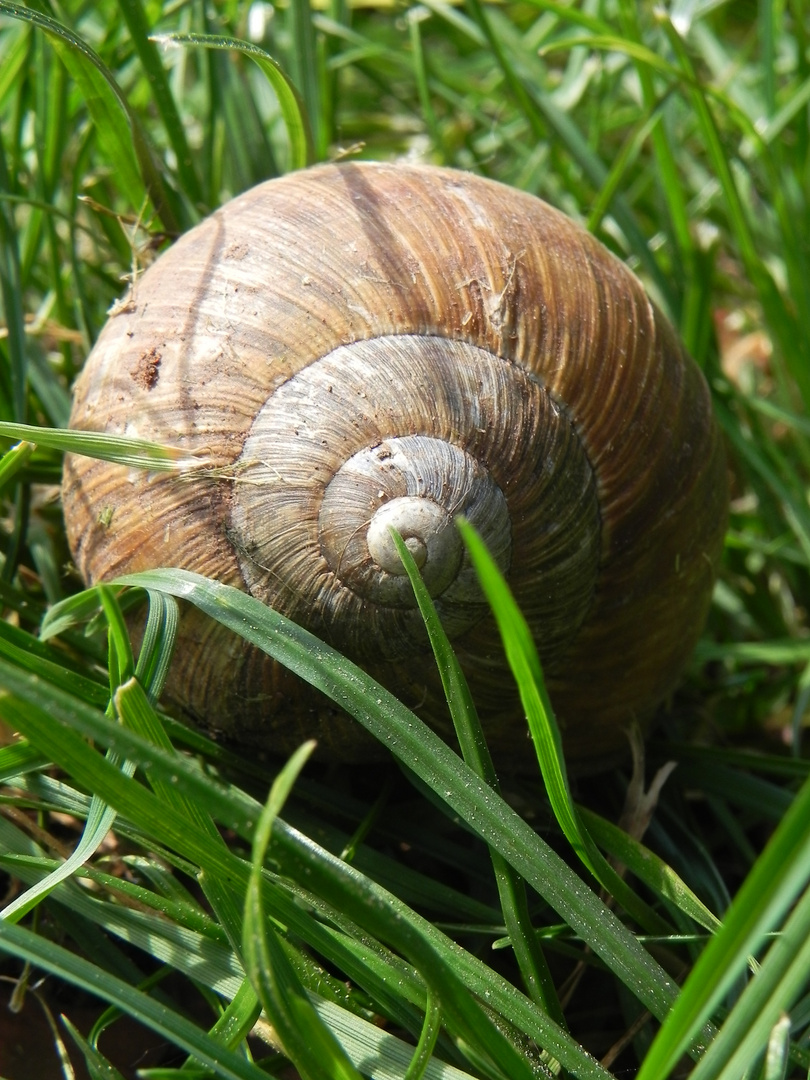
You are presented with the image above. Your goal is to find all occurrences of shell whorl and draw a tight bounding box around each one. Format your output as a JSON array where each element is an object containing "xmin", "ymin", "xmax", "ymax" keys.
[
  {"xmin": 228, "ymin": 335, "xmax": 600, "ymax": 663},
  {"xmin": 62, "ymin": 161, "xmax": 727, "ymax": 766}
]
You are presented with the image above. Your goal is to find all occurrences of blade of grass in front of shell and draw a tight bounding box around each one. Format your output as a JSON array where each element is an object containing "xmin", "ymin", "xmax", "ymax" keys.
[
  {"xmin": 109, "ymin": 568, "xmax": 687, "ymax": 1031},
  {"xmin": 456, "ymin": 519, "xmax": 673, "ymax": 938},
  {"xmin": 0, "ymin": 421, "xmax": 207, "ymax": 470},
  {"xmin": 389, "ymin": 527, "xmax": 567, "ymax": 1031}
]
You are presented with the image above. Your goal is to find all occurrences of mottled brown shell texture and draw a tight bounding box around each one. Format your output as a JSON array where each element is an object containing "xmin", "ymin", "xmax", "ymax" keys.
[{"xmin": 62, "ymin": 162, "xmax": 728, "ymax": 769}]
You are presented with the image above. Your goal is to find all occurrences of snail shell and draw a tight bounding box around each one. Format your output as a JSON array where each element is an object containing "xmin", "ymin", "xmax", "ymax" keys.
[{"xmin": 62, "ymin": 162, "xmax": 727, "ymax": 768}]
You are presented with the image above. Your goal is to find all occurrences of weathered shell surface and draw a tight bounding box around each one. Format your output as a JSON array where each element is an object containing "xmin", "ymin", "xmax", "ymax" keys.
[{"xmin": 62, "ymin": 162, "xmax": 727, "ymax": 768}]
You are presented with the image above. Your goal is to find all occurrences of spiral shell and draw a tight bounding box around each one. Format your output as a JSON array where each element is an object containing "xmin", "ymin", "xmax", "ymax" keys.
[{"xmin": 62, "ymin": 162, "xmax": 727, "ymax": 767}]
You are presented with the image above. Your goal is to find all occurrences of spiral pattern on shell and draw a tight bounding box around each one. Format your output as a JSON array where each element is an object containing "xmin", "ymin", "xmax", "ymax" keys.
[{"xmin": 62, "ymin": 162, "xmax": 727, "ymax": 767}]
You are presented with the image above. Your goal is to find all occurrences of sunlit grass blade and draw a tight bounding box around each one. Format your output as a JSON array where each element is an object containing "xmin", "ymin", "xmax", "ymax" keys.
[
  {"xmin": 0, "ymin": 420, "xmax": 207, "ymax": 470},
  {"xmin": 0, "ymin": 438, "xmax": 33, "ymax": 486},
  {"xmin": 114, "ymin": 679, "xmax": 224, "ymax": 843},
  {"xmin": 0, "ymin": 1, "xmax": 181, "ymax": 233},
  {"xmin": 389, "ymin": 528, "xmax": 566, "ymax": 1029},
  {"xmin": 152, "ymin": 33, "xmax": 314, "ymax": 171},
  {"xmin": 686, "ymin": 883, "xmax": 810, "ymax": 1079},
  {"xmin": 203, "ymin": 978, "xmax": 262, "ymax": 1055},
  {"xmin": 456, "ymin": 519, "xmax": 671, "ymax": 937},
  {"xmin": 579, "ymin": 807, "xmax": 722, "ymax": 935}
]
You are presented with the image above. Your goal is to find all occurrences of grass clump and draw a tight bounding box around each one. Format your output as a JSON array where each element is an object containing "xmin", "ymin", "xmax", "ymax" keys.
[{"xmin": 1, "ymin": 2, "xmax": 810, "ymax": 1078}]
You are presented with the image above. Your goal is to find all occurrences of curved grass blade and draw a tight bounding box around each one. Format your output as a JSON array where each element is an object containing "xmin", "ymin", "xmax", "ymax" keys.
[
  {"xmin": 0, "ymin": 588, "xmax": 179, "ymax": 924},
  {"xmin": 113, "ymin": 567, "xmax": 685, "ymax": 1031},
  {"xmin": 61, "ymin": 1015, "xmax": 125, "ymax": 1080},
  {"xmin": 152, "ymin": 33, "xmax": 314, "ymax": 171},
  {"xmin": 456, "ymin": 519, "xmax": 671, "ymax": 938},
  {"xmin": 389, "ymin": 529, "xmax": 566, "ymax": 1030},
  {"xmin": 1, "ymin": 590, "xmax": 134, "ymax": 925},
  {"xmin": 578, "ymin": 807, "xmax": 722, "ymax": 935},
  {"xmin": 0, "ymin": 1, "xmax": 181, "ymax": 234},
  {"xmin": 404, "ymin": 987, "xmax": 442, "ymax": 1080}
]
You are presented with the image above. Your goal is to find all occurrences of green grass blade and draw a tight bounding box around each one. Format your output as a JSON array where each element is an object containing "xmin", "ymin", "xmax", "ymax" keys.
[
  {"xmin": 660, "ymin": 13, "xmax": 810, "ymax": 408},
  {"xmin": 457, "ymin": 520, "xmax": 672, "ymax": 937},
  {"xmin": 134, "ymin": 590, "xmax": 179, "ymax": 702},
  {"xmin": 0, "ymin": 586, "xmax": 153, "ymax": 924},
  {"xmin": 153, "ymin": 33, "xmax": 314, "ymax": 171},
  {"xmin": 0, "ymin": 739, "xmax": 46, "ymax": 781},
  {"xmin": 0, "ymin": 619, "xmax": 107, "ymax": 707},
  {"xmin": 0, "ymin": 789, "xmax": 126, "ymax": 924},
  {"xmin": 0, "ymin": 132, "xmax": 27, "ymax": 422},
  {"xmin": 203, "ymin": 978, "xmax": 262, "ymax": 1054},
  {"xmin": 0, "ymin": 670, "xmax": 612, "ymax": 1077},
  {"xmin": 461, "ymin": 0, "xmax": 674, "ymax": 313},
  {"xmin": 286, "ymin": 0, "xmax": 325, "ymax": 158},
  {"xmin": 688, "ymin": 884, "xmax": 810, "ymax": 1079},
  {"xmin": 0, "ymin": 437, "xmax": 32, "ymax": 488},
  {"xmin": 579, "ymin": 807, "xmax": 722, "ymax": 935},
  {"xmin": 404, "ymin": 987, "xmax": 442, "ymax": 1080},
  {"xmin": 99, "ymin": 583, "xmax": 134, "ymax": 690},
  {"xmin": 61, "ymin": 1015, "xmax": 126, "ymax": 1080},
  {"xmin": 114, "ymin": 679, "xmax": 223, "ymax": 843},
  {"xmin": 113, "ymin": 568, "xmax": 684, "ymax": 1029},
  {"xmin": 0, "ymin": 420, "xmax": 206, "ymax": 470},
  {"xmin": 389, "ymin": 529, "xmax": 566, "ymax": 1028}
]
